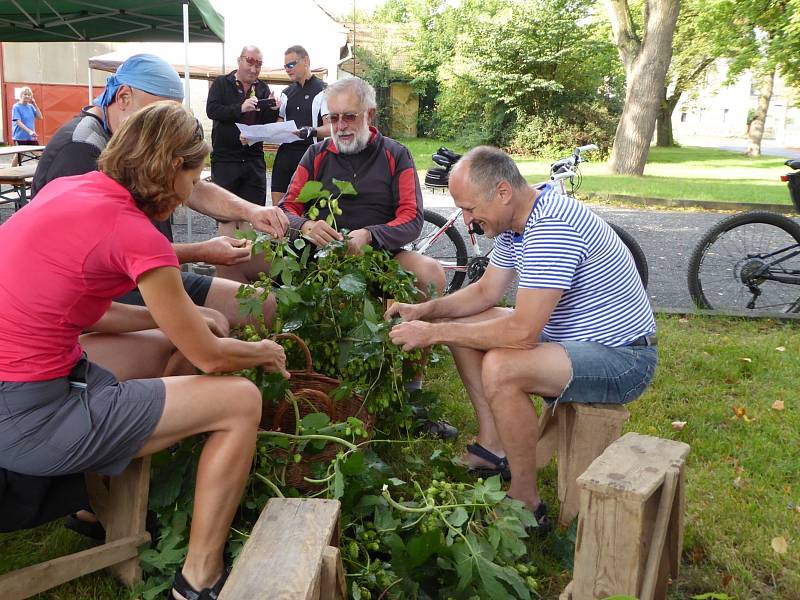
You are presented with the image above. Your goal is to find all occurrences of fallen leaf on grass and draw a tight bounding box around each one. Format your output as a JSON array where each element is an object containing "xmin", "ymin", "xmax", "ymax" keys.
[
  {"xmin": 739, "ymin": 357, "xmax": 752, "ymax": 363},
  {"xmin": 771, "ymin": 536, "xmax": 788, "ymax": 554},
  {"xmin": 732, "ymin": 476, "xmax": 744, "ymax": 489},
  {"xmin": 671, "ymin": 421, "xmax": 687, "ymax": 431},
  {"xmin": 731, "ymin": 405, "xmax": 755, "ymax": 422},
  {"xmin": 795, "ymin": 505, "xmax": 800, "ymax": 514},
  {"xmin": 775, "ymin": 346, "xmax": 786, "ymax": 352},
  {"xmin": 679, "ymin": 317, "xmax": 688, "ymax": 323},
  {"xmin": 772, "ymin": 400, "xmax": 785, "ymax": 411}
]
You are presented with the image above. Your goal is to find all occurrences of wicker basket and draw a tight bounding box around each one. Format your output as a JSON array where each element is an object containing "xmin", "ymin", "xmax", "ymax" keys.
[{"xmin": 262, "ymin": 333, "xmax": 373, "ymax": 490}]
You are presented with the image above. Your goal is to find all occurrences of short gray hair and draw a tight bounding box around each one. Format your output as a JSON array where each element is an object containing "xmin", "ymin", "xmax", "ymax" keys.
[
  {"xmin": 326, "ymin": 77, "xmax": 377, "ymax": 111},
  {"xmin": 285, "ymin": 45, "xmax": 308, "ymax": 59},
  {"xmin": 457, "ymin": 146, "xmax": 528, "ymax": 199}
]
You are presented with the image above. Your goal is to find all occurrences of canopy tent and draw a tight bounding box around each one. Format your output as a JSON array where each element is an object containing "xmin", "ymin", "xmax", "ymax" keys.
[
  {"xmin": 0, "ymin": 1, "xmax": 223, "ymax": 43},
  {"xmin": 89, "ymin": 49, "xmax": 328, "ymax": 85},
  {"xmin": 0, "ymin": 1, "xmax": 225, "ymax": 104}
]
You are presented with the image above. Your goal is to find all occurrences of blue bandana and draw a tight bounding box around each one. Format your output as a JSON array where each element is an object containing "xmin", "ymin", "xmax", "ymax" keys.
[{"xmin": 93, "ymin": 54, "xmax": 184, "ymax": 108}]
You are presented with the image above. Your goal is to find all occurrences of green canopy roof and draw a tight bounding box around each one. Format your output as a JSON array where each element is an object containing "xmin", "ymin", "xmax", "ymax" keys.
[{"xmin": 0, "ymin": 1, "xmax": 224, "ymax": 43}]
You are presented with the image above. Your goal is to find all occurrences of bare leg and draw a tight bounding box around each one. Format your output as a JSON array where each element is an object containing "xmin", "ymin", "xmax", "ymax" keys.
[
  {"xmin": 80, "ymin": 330, "xmax": 176, "ymax": 380},
  {"xmin": 481, "ymin": 344, "xmax": 571, "ymax": 511},
  {"xmin": 202, "ymin": 276, "xmax": 275, "ymax": 329},
  {"xmin": 395, "ymin": 250, "xmax": 445, "ymax": 298},
  {"xmin": 215, "ymin": 221, "xmax": 273, "ymax": 284},
  {"xmin": 270, "ymin": 191, "xmax": 284, "ymax": 206},
  {"xmin": 136, "ymin": 375, "xmax": 261, "ymax": 596}
]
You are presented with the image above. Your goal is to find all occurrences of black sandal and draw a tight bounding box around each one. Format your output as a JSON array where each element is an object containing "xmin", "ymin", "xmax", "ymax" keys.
[
  {"xmin": 168, "ymin": 565, "xmax": 231, "ymax": 600},
  {"xmin": 463, "ymin": 442, "xmax": 511, "ymax": 481},
  {"xmin": 64, "ymin": 512, "xmax": 105, "ymax": 542},
  {"xmin": 531, "ymin": 501, "xmax": 552, "ymax": 537}
]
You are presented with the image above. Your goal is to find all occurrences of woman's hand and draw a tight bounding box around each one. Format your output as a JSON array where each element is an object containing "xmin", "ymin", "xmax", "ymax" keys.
[{"xmin": 259, "ymin": 340, "xmax": 290, "ymax": 378}]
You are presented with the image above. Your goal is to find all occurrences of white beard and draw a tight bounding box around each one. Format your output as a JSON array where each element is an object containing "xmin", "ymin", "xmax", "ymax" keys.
[{"xmin": 333, "ymin": 123, "xmax": 371, "ymax": 154}]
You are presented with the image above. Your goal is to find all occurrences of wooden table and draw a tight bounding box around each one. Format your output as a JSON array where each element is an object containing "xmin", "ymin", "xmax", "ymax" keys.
[
  {"xmin": 0, "ymin": 163, "xmax": 37, "ymax": 211},
  {"xmin": 0, "ymin": 144, "xmax": 45, "ymax": 165}
]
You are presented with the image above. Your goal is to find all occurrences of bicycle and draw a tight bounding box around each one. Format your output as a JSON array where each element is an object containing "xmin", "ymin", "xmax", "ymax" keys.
[
  {"xmin": 410, "ymin": 144, "xmax": 650, "ymax": 294},
  {"xmin": 687, "ymin": 158, "xmax": 800, "ymax": 313}
]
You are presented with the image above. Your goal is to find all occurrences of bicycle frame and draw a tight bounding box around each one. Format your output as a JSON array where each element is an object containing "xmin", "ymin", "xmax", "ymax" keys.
[{"xmin": 416, "ymin": 207, "xmax": 489, "ymax": 267}]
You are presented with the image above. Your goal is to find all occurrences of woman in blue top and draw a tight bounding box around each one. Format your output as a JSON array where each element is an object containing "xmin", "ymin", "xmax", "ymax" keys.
[{"xmin": 10, "ymin": 87, "xmax": 43, "ymax": 166}]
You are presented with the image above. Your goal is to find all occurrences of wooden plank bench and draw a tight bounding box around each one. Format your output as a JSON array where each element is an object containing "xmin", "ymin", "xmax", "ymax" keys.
[
  {"xmin": 0, "ymin": 456, "xmax": 151, "ymax": 599},
  {"xmin": 218, "ymin": 498, "xmax": 345, "ymax": 600},
  {"xmin": 560, "ymin": 432, "xmax": 690, "ymax": 600},
  {"xmin": 536, "ymin": 402, "xmax": 631, "ymax": 525}
]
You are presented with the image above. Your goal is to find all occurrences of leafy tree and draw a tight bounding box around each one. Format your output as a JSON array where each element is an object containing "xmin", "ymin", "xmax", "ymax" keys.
[{"xmin": 604, "ymin": 0, "xmax": 681, "ymax": 174}]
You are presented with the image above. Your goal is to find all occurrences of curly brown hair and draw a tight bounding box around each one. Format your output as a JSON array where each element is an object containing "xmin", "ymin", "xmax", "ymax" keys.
[{"xmin": 98, "ymin": 101, "xmax": 209, "ymax": 219}]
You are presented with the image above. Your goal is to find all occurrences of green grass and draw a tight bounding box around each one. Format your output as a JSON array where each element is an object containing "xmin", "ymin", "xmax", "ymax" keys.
[
  {"xmin": 401, "ymin": 138, "xmax": 792, "ymax": 205},
  {"xmin": 3, "ymin": 314, "xmax": 798, "ymax": 599}
]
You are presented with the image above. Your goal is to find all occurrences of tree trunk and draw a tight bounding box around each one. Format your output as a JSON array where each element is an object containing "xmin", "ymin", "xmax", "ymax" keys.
[
  {"xmin": 656, "ymin": 87, "xmax": 675, "ymax": 147},
  {"xmin": 605, "ymin": 0, "xmax": 681, "ymax": 174},
  {"xmin": 746, "ymin": 67, "xmax": 775, "ymax": 157}
]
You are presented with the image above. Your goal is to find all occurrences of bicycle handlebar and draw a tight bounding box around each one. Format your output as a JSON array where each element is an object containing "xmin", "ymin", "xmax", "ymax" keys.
[{"xmin": 575, "ymin": 144, "xmax": 598, "ymax": 154}]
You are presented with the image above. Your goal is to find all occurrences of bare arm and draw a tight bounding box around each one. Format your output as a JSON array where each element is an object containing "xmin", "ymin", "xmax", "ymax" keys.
[
  {"xmin": 85, "ymin": 302, "xmax": 157, "ymax": 333},
  {"xmin": 389, "ymin": 281, "xmax": 562, "ymax": 352},
  {"xmin": 137, "ymin": 267, "xmax": 288, "ymax": 376},
  {"xmin": 385, "ymin": 265, "xmax": 515, "ymax": 322},
  {"xmin": 186, "ymin": 180, "xmax": 288, "ymax": 236}
]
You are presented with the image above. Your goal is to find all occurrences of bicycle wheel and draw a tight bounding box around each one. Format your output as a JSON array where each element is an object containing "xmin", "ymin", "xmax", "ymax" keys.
[
  {"xmin": 608, "ymin": 222, "xmax": 649, "ymax": 290},
  {"xmin": 687, "ymin": 211, "xmax": 800, "ymax": 313},
  {"xmin": 406, "ymin": 209, "xmax": 468, "ymax": 294}
]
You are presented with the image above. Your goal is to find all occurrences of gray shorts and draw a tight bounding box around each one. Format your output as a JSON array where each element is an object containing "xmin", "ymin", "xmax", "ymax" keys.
[
  {"xmin": 0, "ymin": 359, "xmax": 165, "ymax": 477},
  {"xmin": 116, "ymin": 271, "xmax": 213, "ymax": 306}
]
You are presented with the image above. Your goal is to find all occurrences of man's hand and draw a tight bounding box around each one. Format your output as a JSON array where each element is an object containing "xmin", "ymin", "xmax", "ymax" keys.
[
  {"xmin": 384, "ymin": 301, "xmax": 429, "ymax": 322},
  {"xmin": 389, "ymin": 320, "xmax": 435, "ymax": 351},
  {"xmin": 301, "ymin": 220, "xmax": 342, "ymax": 247},
  {"xmin": 346, "ymin": 228, "xmax": 372, "ymax": 255},
  {"xmin": 201, "ymin": 236, "xmax": 252, "ymax": 266},
  {"xmin": 203, "ymin": 315, "xmax": 226, "ymax": 337},
  {"xmin": 241, "ymin": 96, "xmax": 259, "ymax": 113},
  {"xmin": 294, "ymin": 126, "xmax": 316, "ymax": 140},
  {"xmin": 258, "ymin": 340, "xmax": 290, "ymax": 378},
  {"xmin": 249, "ymin": 206, "xmax": 289, "ymax": 238},
  {"xmin": 239, "ymin": 133, "xmax": 250, "ymax": 146}
]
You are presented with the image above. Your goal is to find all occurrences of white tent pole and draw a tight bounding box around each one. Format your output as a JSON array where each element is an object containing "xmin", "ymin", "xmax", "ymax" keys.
[
  {"xmin": 183, "ymin": 1, "xmax": 191, "ymax": 106},
  {"xmin": 87, "ymin": 66, "xmax": 93, "ymax": 103}
]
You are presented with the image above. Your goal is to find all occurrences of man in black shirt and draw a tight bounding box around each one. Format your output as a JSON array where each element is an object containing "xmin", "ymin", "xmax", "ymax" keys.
[
  {"xmin": 206, "ymin": 45, "xmax": 279, "ymax": 208},
  {"xmin": 271, "ymin": 45, "xmax": 332, "ymax": 205}
]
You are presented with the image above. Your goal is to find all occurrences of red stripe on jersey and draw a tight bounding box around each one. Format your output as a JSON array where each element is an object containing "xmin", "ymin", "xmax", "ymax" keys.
[
  {"xmin": 387, "ymin": 168, "xmax": 418, "ymax": 226},
  {"xmin": 385, "ymin": 149, "xmax": 396, "ymax": 177},
  {"xmin": 313, "ymin": 149, "xmax": 329, "ymax": 179},
  {"xmin": 281, "ymin": 165, "xmax": 310, "ymax": 216}
]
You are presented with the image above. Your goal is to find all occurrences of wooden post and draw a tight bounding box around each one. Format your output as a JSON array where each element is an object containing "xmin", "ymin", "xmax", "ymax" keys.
[
  {"xmin": 566, "ymin": 432, "xmax": 690, "ymax": 600},
  {"xmin": 218, "ymin": 498, "xmax": 342, "ymax": 600},
  {"xmin": 554, "ymin": 403, "xmax": 630, "ymax": 526}
]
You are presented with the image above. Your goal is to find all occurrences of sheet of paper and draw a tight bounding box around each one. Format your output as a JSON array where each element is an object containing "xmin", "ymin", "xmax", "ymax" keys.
[{"xmin": 236, "ymin": 120, "xmax": 298, "ymax": 145}]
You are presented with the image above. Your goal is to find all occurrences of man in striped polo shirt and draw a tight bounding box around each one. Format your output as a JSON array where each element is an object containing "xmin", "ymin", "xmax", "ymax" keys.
[{"xmin": 387, "ymin": 146, "xmax": 656, "ymax": 531}]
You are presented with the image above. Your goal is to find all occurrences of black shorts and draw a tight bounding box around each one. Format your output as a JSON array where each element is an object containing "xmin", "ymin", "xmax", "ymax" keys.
[
  {"xmin": 271, "ymin": 144, "xmax": 310, "ymax": 194},
  {"xmin": 115, "ymin": 271, "xmax": 213, "ymax": 306},
  {"xmin": 211, "ymin": 158, "xmax": 267, "ymax": 206}
]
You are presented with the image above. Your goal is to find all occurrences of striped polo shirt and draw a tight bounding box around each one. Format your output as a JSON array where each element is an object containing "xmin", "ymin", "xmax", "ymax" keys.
[{"xmin": 490, "ymin": 185, "xmax": 655, "ymax": 346}]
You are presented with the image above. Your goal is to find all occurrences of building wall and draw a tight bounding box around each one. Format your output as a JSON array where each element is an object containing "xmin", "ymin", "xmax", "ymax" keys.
[{"xmin": 672, "ymin": 60, "xmax": 800, "ymax": 145}]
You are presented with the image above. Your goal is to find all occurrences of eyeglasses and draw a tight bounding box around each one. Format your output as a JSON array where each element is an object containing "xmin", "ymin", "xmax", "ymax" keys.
[
  {"xmin": 240, "ymin": 56, "xmax": 263, "ymax": 68},
  {"xmin": 284, "ymin": 61, "xmax": 298, "ymax": 70},
  {"xmin": 328, "ymin": 112, "xmax": 362, "ymax": 125}
]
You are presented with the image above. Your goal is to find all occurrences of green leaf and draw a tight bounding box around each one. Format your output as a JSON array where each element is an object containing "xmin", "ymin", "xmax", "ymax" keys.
[
  {"xmin": 337, "ymin": 340, "xmax": 353, "ymax": 372},
  {"xmin": 452, "ymin": 541, "xmax": 474, "ymax": 592},
  {"xmin": 269, "ymin": 256, "xmax": 285, "ymax": 278},
  {"xmin": 296, "ymin": 180, "xmax": 324, "ymax": 202},
  {"xmin": 406, "ymin": 529, "xmax": 443, "ymax": 567},
  {"xmin": 293, "ymin": 238, "xmax": 306, "ymax": 250},
  {"xmin": 375, "ymin": 503, "xmax": 401, "ymax": 531},
  {"xmin": 363, "ymin": 297, "xmax": 378, "ymax": 323},
  {"xmin": 301, "ymin": 412, "xmax": 330, "ymax": 431},
  {"xmin": 490, "ymin": 561, "xmax": 531, "ymax": 600},
  {"xmin": 340, "ymin": 451, "xmax": 365, "ymax": 476},
  {"xmin": 387, "ymin": 477, "xmax": 406, "ymax": 486},
  {"xmin": 339, "ymin": 273, "xmax": 367, "ymax": 295},
  {"xmin": 332, "ymin": 178, "xmax": 358, "ymax": 196},
  {"xmin": 446, "ymin": 506, "xmax": 469, "ymax": 528}
]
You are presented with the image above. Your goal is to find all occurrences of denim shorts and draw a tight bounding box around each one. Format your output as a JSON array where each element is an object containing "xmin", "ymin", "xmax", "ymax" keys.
[{"xmin": 544, "ymin": 339, "xmax": 657, "ymax": 406}]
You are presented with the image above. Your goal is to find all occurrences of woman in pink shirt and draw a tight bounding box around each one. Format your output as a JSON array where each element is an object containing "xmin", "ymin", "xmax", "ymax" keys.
[{"xmin": 0, "ymin": 101, "xmax": 286, "ymax": 600}]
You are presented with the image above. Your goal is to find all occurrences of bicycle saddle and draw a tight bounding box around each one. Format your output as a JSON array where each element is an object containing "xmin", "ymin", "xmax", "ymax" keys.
[
  {"xmin": 432, "ymin": 153, "xmax": 454, "ymax": 168},
  {"xmin": 786, "ymin": 159, "xmax": 800, "ymax": 170},
  {"xmin": 438, "ymin": 147, "xmax": 462, "ymax": 163}
]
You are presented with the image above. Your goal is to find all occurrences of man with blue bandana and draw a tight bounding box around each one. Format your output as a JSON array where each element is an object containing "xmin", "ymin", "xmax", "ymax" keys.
[{"xmin": 31, "ymin": 54, "xmax": 287, "ymax": 329}]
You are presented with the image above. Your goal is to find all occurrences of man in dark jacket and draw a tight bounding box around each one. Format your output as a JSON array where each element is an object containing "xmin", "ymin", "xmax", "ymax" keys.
[{"xmin": 206, "ymin": 45, "xmax": 279, "ymax": 208}]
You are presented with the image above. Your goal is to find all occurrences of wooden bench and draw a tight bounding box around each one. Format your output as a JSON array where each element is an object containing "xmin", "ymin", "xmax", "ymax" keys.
[
  {"xmin": 536, "ymin": 402, "xmax": 631, "ymax": 525},
  {"xmin": 0, "ymin": 457, "xmax": 151, "ymax": 600},
  {"xmin": 0, "ymin": 163, "xmax": 37, "ymax": 211},
  {"xmin": 561, "ymin": 432, "xmax": 690, "ymax": 600},
  {"xmin": 219, "ymin": 498, "xmax": 346, "ymax": 600}
]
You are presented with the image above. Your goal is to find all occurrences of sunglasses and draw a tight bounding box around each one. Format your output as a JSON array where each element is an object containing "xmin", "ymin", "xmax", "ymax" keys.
[
  {"xmin": 328, "ymin": 112, "xmax": 362, "ymax": 125},
  {"xmin": 284, "ymin": 61, "xmax": 298, "ymax": 70},
  {"xmin": 240, "ymin": 56, "xmax": 263, "ymax": 68}
]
